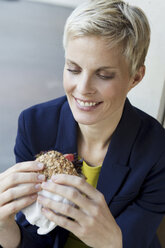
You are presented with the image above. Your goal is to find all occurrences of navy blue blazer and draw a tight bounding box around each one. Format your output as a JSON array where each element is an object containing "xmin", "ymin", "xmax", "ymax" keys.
[{"xmin": 14, "ymin": 96, "xmax": 165, "ymax": 248}]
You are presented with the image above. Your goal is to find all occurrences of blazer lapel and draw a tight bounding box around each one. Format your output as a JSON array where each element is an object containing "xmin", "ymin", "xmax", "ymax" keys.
[
  {"xmin": 54, "ymin": 100, "xmax": 78, "ymax": 154},
  {"xmin": 97, "ymin": 99, "xmax": 142, "ymax": 205},
  {"xmin": 53, "ymin": 226, "xmax": 69, "ymax": 248}
]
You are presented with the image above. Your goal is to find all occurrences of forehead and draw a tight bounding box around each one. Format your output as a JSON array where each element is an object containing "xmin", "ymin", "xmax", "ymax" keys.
[{"xmin": 65, "ymin": 36, "xmax": 127, "ymax": 69}]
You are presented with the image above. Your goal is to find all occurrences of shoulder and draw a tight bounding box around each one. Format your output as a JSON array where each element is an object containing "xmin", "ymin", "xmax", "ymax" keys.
[
  {"xmin": 20, "ymin": 95, "xmax": 67, "ymax": 121},
  {"xmin": 129, "ymin": 103, "xmax": 165, "ymax": 166},
  {"xmin": 134, "ymin": 106, "xmax": 165, "ymax": 146},
  {"xmin": 17, "ymin": 96, "xmax": 69, "ymax": 155},
  {"xmin": 124, "ymin": 99, "xmax": 165, "ymax": 153}
]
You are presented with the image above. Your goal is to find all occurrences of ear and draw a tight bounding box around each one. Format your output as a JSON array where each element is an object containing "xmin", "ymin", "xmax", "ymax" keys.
[{"xmin": 128, "ymin": 65, "xmax": 145, "ymax": 91}]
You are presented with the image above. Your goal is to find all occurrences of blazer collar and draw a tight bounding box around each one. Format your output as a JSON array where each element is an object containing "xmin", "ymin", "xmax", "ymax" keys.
[
  {"xmin": 54, "ymin": 98, "xmax": 142, "ymax": 204},
  {"xmin": 54, "ymin": 99, "xmax": 78, "ymax": 154},
  {"xmin": 97, "ymin": 99, "xmax": 142, "ymax": 204}
]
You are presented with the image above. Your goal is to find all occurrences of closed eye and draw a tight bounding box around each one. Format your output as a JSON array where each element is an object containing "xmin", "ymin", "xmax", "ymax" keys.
[
  {"xmin": 97, "ymin": 74, "xmax": 115, "ymax": 80},
  {"xmin": 67, "ymin": 68, "xmax": 81, "ymax": 74}
]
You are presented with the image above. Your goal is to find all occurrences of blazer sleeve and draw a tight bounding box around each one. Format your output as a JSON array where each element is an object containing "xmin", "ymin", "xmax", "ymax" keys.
[
  {"xmin": 116, "ymin": 151, "xmax": 165, "ymax": 248},
  {"xmin": 14, "ymin": 111, "xmax": 55, "ymax": 248}
]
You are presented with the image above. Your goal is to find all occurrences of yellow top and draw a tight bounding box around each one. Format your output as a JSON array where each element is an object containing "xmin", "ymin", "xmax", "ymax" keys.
[{"xmin": 64, "ymin": 160, "xmax": 102, "ymax": 248}]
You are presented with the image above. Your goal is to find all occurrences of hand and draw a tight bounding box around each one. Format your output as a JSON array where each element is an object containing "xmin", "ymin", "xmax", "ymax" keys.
[
  {"xmin": 0, "ymin": 161, "xmax": 45, "ymax": 226},
  {"xmin": 38, "ymin": 174, "xmax": 122, "ymax": 248}
]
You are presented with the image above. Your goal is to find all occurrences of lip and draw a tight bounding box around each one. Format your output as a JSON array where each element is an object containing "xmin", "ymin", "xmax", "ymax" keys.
[
  {"xmin": 73, "ymin": 96, "xmax": 102, "ymax": 111},
  {"xmin": 74, "ymin": 96, "xmax": 101, "ymax": 104}
]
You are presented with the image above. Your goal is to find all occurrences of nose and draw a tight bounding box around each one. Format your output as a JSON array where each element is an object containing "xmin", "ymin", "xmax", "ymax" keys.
[{"xmin": 77, "ymin": 73, "xmax": 96, "ymax": 95}]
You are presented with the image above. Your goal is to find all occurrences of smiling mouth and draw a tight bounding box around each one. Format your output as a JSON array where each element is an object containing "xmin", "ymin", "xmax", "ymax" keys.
[
  {"xmin": 76, "ymin": 99, "xmax": 100, "ymax": 107},
  {"xmin": 74, "ymin": 97, "xmax": 102, "ymax": 109}
]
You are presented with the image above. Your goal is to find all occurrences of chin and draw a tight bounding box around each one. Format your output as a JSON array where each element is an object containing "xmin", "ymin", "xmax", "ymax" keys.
[{"xmin": 72, "ymin": 112, "xmax": 99, "ymax": 126}]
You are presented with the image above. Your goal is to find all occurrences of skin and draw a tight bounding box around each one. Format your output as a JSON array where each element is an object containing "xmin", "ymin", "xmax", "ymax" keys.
[
  {"xmin": 38, "ymin": 174, "xmax": 122, "ymax": 248},
  {"xmin": 37, "ymin": 36, "xmax": 145, "ymax": 248},
  {"xmin": 0, "ymin": 162, "xmax": 45, "ymax": 248},
  {"xmin": 63, "ymin": 36, "xmax": 145, "ymax": 165},
  {"xmin": 63, "ymin": 36, "xmax": 144, "ymax": 127}
]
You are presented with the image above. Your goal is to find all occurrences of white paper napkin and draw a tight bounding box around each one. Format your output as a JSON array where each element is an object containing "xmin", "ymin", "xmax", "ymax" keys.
[{"xmin": 21, "ymin": 184, "xmax": 75, "ymax": 235}]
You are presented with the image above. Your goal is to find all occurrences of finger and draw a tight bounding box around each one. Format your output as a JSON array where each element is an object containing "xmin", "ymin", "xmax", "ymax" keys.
[
  {"xmin": 41, "ymin": 181, "xmax": 92, "ymax": 211},
  {"xmin": 6, "ymin": 161, "xmax": 44, "ymax": 174},
  {"xmin": 0, "ymin": 194, "xmax": 38, "ymax": 220},
  {"xmin": 52, "ymin": 174, "xmax": 98, "ymax": 200},
  {"xmin": 37, "ymin": 195, "xmax": 86, "ymax": 223},
  {"xmin": 0, "ymin": 183, "xmax": 42, "ymax": 206},
  {"xmin": 0, "ymin": 161, "xmax": 44, "ymax": 182},
  {"xmin": 0, "ymin": 172, "xmax": 45, "ymax": 193},
  {"xmin": 41, "ymin": 207, "xmax": 81, "ymax": 234}
]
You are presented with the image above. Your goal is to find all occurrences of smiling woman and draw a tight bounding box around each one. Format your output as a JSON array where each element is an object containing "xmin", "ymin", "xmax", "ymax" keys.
[
  {"xmin": 0, "ymin": 1, "xmax": 165, "ymax": 248},
  {"xmin": 63, "ymin": 36, "xmax": 144, "ymax": 128}
]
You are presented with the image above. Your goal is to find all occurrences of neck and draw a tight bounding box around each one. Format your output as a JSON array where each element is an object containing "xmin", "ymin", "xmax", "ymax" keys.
[{"xmin": 78, "ymin": 106, "xmax": 124, "ymax": 150}]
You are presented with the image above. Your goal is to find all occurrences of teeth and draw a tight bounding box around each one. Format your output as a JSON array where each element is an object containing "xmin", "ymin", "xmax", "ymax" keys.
[{"xmin": 77, "ymin": 99, "xmax": 98, "ymax": 107}]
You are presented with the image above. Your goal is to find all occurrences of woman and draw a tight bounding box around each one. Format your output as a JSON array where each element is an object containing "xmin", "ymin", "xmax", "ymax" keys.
[{"xmin": 0, "ymin": 0, "xmax": 165, "ymax": 247}]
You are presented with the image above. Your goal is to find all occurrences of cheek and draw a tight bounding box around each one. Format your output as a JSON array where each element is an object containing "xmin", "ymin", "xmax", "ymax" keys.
[
  {"xmin": 101, "ymin": 82, "xmax": 129, "ymax": 104},
  {"xmin": 101, "ymin": 84, "xmax": 119, "ymax": 99},
  {"xmin": 108, "ymin": 80, "xmax": 129, "ymax": 95}
]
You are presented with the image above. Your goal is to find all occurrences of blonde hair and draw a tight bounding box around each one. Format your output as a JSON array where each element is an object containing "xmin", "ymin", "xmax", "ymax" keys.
[{"xmin": 63, "ymin": 0, "xmax": 150, "ymax": 75}]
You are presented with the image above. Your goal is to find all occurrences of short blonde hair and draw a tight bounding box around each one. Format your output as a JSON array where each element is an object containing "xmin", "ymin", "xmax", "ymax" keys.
[{"xmin": 63, "ymin": 0, "xmax": 150, "ymax": 75}]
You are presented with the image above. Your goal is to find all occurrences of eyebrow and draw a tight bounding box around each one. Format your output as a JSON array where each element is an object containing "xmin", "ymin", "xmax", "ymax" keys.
[
  {"xmin": 66, "ymin": 59, "xmax": 79, "ymax": 67},
  {"xmin": 66, "ymin": 59, "xmax": 117, "ymax": 70}
]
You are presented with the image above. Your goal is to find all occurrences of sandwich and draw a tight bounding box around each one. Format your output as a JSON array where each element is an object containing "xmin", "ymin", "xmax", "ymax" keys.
[
  {"xmin": 35, "ymin": 150, "xmax": 83, "ymax": 179},
  {"xmin": 21, "ymin": 150, "xmax": 83, "ymax": 235}
]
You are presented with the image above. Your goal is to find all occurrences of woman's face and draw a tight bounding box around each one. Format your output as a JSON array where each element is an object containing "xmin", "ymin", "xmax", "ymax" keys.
[{"xmin": 63, "ymin": 36, "xmax": 141, "ymax": 126}]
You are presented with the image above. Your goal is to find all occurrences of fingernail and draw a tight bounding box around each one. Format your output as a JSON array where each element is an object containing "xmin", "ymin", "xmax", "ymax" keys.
[
  {"xmin": 52, "ymin": 175, "xmax": 58, "ymax": 181},
  {"xmin": 31, "ymin": 194, "xmax": 37, "ymax": 199},
  {"xmin": 37, "ymin": 195, "xmax": 43, "ymax": 201},
  {"xmin": 35, "ymin": 184, "xmax": 41, "ymax": 190},
  {"xmin": 38, "ymin": 174, "xmax": 45, "ymax": 181},
  {"xmin": 42, "ymin": 182, "xmax": 48, "ymax": 188},
  {"xmin": 37, "ymin": 163, "xmax": 44, "ymax": 169},
  {"xmin": 42, "ymin": 208, "xmax": 49, "ymax": 213}
]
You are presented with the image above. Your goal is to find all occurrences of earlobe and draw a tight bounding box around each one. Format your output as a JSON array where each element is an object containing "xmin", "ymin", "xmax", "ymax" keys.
[{"xmin": 129, "ymin": 65, "xmax": 145, "ymax": 90}]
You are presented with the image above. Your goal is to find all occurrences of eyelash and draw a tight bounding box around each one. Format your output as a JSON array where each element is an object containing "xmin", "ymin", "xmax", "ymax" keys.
[
  {"xmin": 97, "ymin": 74, "xmax": 114, "ymax": 80},
  {"xmin": 67, "ymin": 69, "xmax": 80, "ymax": 74},
  {"xmin": 67, "ymin": 69, "xmax": 114, "ymax": 80}
]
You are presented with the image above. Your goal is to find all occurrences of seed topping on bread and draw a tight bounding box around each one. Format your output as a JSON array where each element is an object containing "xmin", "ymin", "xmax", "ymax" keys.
[{"xmin": 36, "ymin": 150, "xmax": 83, "ymax": 180}]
